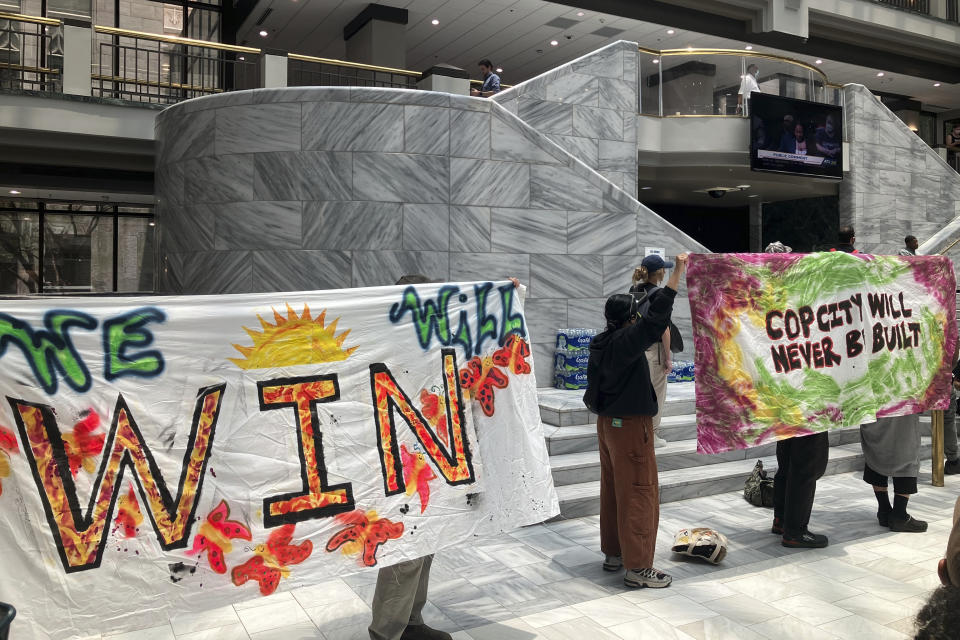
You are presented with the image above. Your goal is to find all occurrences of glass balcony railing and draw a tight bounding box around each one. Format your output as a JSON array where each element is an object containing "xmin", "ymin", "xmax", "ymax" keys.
[{"xmin": 638, "ymin": 47, "xmax": 836, "ymax": 117}]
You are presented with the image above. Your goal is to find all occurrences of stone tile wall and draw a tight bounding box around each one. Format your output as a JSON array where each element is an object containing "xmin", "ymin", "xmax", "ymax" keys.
[
  {"xmin": 155, "ymin": 83, "xmax": 705, "ymax": 387},
  {"xmin": 493, "ymin": 41, "xmax": 639, "ymax": 198},
  {"xmin": 841, "ymin": 84, "xmax": 960, "ymax": 254}
]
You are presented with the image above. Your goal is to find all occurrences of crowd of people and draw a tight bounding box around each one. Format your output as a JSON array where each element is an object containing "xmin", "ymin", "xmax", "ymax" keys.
[{"xmin": 582, "ymin": 228, "xmax": 959, "ymax": 638}]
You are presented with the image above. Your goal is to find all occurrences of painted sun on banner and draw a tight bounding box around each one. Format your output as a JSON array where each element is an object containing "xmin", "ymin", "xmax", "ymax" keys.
[
  {"xmin": 0, "ymin": 281, "xmax": 558, "ymax": 640},
  {"xmin": 687, "ymin": 252, "xmax": 957, "ymax": 454}
]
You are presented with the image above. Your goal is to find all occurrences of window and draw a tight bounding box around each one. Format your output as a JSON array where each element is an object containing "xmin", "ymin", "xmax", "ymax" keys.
[{"xmin": 0, "ymin": 199, "xmax": 154, "ymax": 295}]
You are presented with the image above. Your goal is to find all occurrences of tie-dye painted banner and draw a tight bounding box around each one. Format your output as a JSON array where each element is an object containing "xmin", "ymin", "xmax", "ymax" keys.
[
  {"xmin": 687, "ymin": 253, "xmax": 957, "ymax": 454},
  {"xmin": 0, "ymin": 282, "xmax": 557, "ymax": 640}
]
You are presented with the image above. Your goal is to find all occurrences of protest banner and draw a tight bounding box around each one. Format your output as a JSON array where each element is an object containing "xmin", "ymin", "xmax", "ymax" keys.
[
  {"xmin": 687, "ymin": 252, "xmax": 957, "ymax": 454},
  {"xmin": 0, "ymin": 282, "xmax": 558, "ymax": 640}
]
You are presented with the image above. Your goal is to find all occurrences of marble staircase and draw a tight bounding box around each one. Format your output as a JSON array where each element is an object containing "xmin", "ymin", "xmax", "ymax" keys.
[{"xmin": 540, "ymin": 383, "xmax": 933, "ymax": 518}]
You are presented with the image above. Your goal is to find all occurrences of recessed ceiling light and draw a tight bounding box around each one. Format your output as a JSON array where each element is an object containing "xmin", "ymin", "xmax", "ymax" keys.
[
  {"xmin": 9, "ymin": 189, "xmax": 20, "ymax": 194},
  {"xmin": 238, "ymin": 56, "xmax": 245, "ymax": 61},
  {"xmin": 744, "ymin": 45, "xmax": 753, "ymax": 50},
  {"xmin": 550, "ymin": 40, "xmax": 559, "ymax": 46},
  {"xmin": 736, "ymin": 184, "xmax": 751, "ymax": 189},
  {"xmin": 877, "ymin": 72, "xmax": 884, "ymax": 77},
  {"xmin": 431, "ymin": 18, "xmax": 439, "ymax": 25},
  {"xmin": 496, "ymin": 67, "xmax": 503, "ymax": 73},
  {"xmin": 576, "ymin": 11, "xmax": 584, "ymax": 17},
  {"xmin": 640, "ymin": 186, "xmax": 652, "ymax": 190},
  {"xmin": 815, "ymin": 59, "xmax": 823, "ymax": 64},
  {"xmin": 258, "ymin": 29, "xmax": 268, "ymax": 37},
  {"xmin": 686, "ymin": 45, "xmax": 693, "ymax": 50},
  {"xmin": 652, "ymin": 58, "xmax": 659, "ymax": 64},
  {"xmin": 748, "ymin": 194, "xmax": 760, "ymax": 198},
  {"xmin": 667, "ymin": 29, "xmax": 675, "ymax": 34},
  {"xmin": 148, "ymin": 222, "xmax": 156, "ymax": 226},
  {"xmin": 934, "ymin": 82, "xmax": 941, "ymax": 87}
]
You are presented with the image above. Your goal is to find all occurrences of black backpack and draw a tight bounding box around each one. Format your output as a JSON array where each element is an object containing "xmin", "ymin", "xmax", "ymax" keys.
[{"xmin": 630, "ymin": 287, "xmax": 684, "ymax": 354}]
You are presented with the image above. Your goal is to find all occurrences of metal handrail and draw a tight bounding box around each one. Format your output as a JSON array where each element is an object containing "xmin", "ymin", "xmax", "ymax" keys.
[
  {"xmin": 0, "ymin": 62, "xmax": 60, "ymax": 75},
  {"xmin": 0, "ymin": 11, "xmax": 61, "ymax": 25},
  {"xmin": 641, "ymin": 46, "xmax": 829, "ymax": 83},
  {"xmin": 94, "ymin": 25, "xmax": 261, "ymax": 54},
  {"xmin": 287, "ymin": 53, "xmax": 419, "ymax": 77},
  {"xmin": 91, "ymin": 73, "xmax": 221, "ymax": 92}
]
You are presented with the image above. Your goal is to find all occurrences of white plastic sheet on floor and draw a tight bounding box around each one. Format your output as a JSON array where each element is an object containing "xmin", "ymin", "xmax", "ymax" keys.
[{"xmin": 0, "ymin": 281, "xmax": 558, "ymax": 640}]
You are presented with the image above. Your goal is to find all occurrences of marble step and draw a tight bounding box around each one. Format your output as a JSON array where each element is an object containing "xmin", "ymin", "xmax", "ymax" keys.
[
  {"xmin": 554, "ymin": 438, "xmax": 932, "ymax": 518},
  {"xmin": 537, "ymin": 383, "xmax": 696, "ymax": 428},
  {"xmin": 549, "ymin": 427, "xmax": 863, "ymax": 486},
  {"xmin": 545, "ymin": 421, "xmax": 862, "ymax": 456}
]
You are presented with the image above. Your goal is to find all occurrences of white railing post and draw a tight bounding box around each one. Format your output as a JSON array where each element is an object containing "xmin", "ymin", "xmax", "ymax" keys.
[
  {"xmin": 62, "ymin": 18, "xmax": 91, "ymax": 96},
  {"xmin": 260, "ymin": 49, "xmax": 288, "ymax": 88}
]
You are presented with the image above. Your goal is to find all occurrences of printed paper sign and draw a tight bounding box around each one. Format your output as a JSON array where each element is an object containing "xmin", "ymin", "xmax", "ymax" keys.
[
  {"xmin": 0, "ymin": 282, "xmax": 558, "ymax": 639},
  {"xmin": 687, "ymin": 252, "xmax": 957, "ymax": 454}
]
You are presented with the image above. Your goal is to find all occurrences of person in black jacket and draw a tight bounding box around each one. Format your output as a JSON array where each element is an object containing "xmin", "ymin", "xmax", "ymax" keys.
[{"xmin": 585, "ymin": 253, "xmax": 688, "ymax": 589}]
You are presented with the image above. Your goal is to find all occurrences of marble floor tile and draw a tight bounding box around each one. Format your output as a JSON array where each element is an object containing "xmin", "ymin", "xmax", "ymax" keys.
[
  {"xmin": 832, "ymin": 592, "xmax": 918, "ymax": 625},
  {"xmin": 104, "ymin": 624, "xmax": 175, "ymax": 640},
  {"xmin": 322, "ymin": 622, "xmax": 371, "ymax": 640},
  {"xmin": 700, "ymin": 595, "xmax": 782, "ymax": 627},
  {"xmin": 768, "ymin": 593, "xmax": 852, "ymax": 625},
  {"xmin": 639, "ymin": 594, "xmax": 718, "ymax": 627},
  {"xmin": 437, "ymin": 596, "xmax": 514, "ymax": 629},
  {"xmin": 747, "ymin": 615, "xmax": 842, "ymax": 640},
  {"xmin": 677, "ymin": 615, "xmax": 766, "ymax": 640},
  {"xmin": 170, "ymin": 605, "xmax": 241, "ymax": 636},
  {"xmin": 303, "ymin": 598, "xmax": 371, "ymax": 629},
  {"xmin": 248, "ymin": 620, "xmax": 322, "ymax": 640},
  {"xmin": 521, "ymin": 605, "xmax": 583, "ymax": 629},
  {"xmin": 177, "ymin": 623, "xmax": 251, "ymax": 640},
  {"xmin": 538, "ymin": 616, "xmax": 622, "ymax": 640},
  {"xmin": 465, "ymin": 617, "xmax": 542, "ymax": 640},
  {"xmin": 235, "ymin": 599, "xmax": 312, "ymax": 635},
  {"xmin": 550, "ymin": 545, "xmax": 601, "ymax": 567},
  {"xmin": 511, "ymin": 560, "xmax": 578, "ymax": 585},
  {"xmin": 571, "ymin": 595, "xmax": 647, "ymax": 627},
  {"xmin": 669, "ymin": 581, "xmax": 736, "ymax": 604},
  {"xmin": 608, "ymin": 616, "xmax": 697, "ymax": 639},
  {"xmin": 787, "ymin": 575, "xmax": 865, "ymax": 602},
  {"xmin": 845, "ymin": 574, "xmax": 926, "ymax": 603},
  {"xmin": 290, "ymin": 579, "xmax": 359, "ymax": 608},
  {"xmin": 818, "ymin": 614, "xmax": 908, "ymax": 640}
]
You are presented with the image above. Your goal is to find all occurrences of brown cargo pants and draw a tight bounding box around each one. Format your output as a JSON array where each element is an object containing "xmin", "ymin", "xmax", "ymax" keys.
[{"xmin": 597, "ymin": 414, "xmax": 660, "ymax": 570}]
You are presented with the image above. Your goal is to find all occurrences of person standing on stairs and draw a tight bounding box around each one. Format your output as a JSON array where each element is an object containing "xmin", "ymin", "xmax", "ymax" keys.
[
  {"xmin": 629, "ymin": 255, "xmax": 676, "ymax": 449},
  {"xmin": 584, "ymin": 253, "xmax": 689, "ymax": 589},
  {"xmin": 764, "ymin": 241, "xmax": 831, "ymax": 549}
]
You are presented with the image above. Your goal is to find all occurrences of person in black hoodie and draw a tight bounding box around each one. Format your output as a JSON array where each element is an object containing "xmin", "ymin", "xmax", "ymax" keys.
[{"xmin": 584, "ymin": 253, "xmax": 688, "ymax": 589}]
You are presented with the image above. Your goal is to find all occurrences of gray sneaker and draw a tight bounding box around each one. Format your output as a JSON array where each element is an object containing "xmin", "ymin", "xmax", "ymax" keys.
[
  {"xmin": 653, "ymin": 433, "xmax": 668, "ymax": 448},
  {"xmin": 603, "ymin": 554, "xmax": 622, "ymax": 572},
  {"xmin": 624, "ymin": 567, "xmax": 672, "ymax": 588}
]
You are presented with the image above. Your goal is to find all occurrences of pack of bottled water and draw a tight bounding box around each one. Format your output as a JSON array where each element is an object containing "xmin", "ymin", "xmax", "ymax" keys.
[
  {"xmin": 554, "ymin": 328, "xmax": 597, "ymax": 389},
  {"xmin": 668, "ymin": 360, "xmax": 695, "ymax": 383}
]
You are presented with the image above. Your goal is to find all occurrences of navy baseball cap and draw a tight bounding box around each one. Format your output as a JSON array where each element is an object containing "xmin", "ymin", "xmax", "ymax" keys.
[{"xmin": 641, "ymin": 255, "xmax": 674, "ymax": 272}]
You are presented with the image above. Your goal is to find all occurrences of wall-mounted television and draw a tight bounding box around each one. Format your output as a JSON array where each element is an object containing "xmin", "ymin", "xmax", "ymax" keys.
[{"xmin": 749, "ymin": 93, "xmax": 843, "ymax": 179}]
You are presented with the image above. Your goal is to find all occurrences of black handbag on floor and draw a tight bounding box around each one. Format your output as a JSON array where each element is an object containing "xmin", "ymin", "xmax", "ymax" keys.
[{"xmin": 743, "ymin": 460, "xmax": 775, "ymax": 508}]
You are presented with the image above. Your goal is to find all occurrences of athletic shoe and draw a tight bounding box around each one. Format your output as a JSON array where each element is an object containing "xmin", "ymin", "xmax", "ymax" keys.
[
  {"xmin": 771, "ymin": 516, "xmax": 783, "ymax": 535},
  {"xmin": 653, "ymin": 434, "xmax": 668, "ymax": 448},
  {"xmin": 400, "ymin": 624, "xmax": 453, "ymax": 640},
  {"xmin": 945, "ymin": 459, "xmax": 960, "ymax": 475},
  {"xmin": 878, "ymin": 511, "xmax": 890, "ymax": 528},
  {"xmin": 889, "ymin": 514, "xmax": 928, "ymax": 533},
  {"xmin": 781, "ymin": 529, "xmax": 829, "ymax": 548},
  {"xmin": 603, "ymin": 554, "xmax": 623, "ymax": 572},
  {"xmin": 624, "ymin": 567, "xmax": 672, "ymax": 588}
]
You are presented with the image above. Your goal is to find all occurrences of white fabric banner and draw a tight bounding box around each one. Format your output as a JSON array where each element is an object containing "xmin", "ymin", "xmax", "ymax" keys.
[{"xmin": 0, "ymin": 281, "xmax": 558, "ymax": 640}]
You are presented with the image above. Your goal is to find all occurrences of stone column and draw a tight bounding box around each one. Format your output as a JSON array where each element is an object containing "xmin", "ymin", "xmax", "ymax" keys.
[
  {"xmin": 62, "ymin": 18, "xmax": 91, "ymax": 97},
  {"xmin": 417, "ymin": 65, "xmax": 469, "ymax": 96},
  {"xmin": 260, "ymin": 49, "xmax": 288, "ymax": 89},
  {"xmin": 343, "ymin": 3, "xmax": 408, "ymax": 68}
]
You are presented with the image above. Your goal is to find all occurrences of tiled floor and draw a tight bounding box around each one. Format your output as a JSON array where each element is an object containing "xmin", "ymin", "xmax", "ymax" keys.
[{"xmin": 90, "ymin": 467, "xmax": 956, "ymax": 640}]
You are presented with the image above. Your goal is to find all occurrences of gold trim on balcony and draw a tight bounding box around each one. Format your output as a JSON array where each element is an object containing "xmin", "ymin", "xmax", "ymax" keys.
[
  {"xmin": 288, "ymin": 54, "xmax": 420, "ymax": 77},
  {"xmin": 0, "ymin": 61, "xmax": 60, "ymax": 74},
  {"xmin": 0, "ymin": 11, "xmax": 62, "ymax": 25},
  {"xmin": 638, "ymin": 45, "xmax": 829, "ymax": 82},
  {"xmin": 94, "ymin": 25, "xmax": 261, "ymax": 53},
  {"xmin": 91, "ymin": 73, "xmax": 224, "ymax": 92}
]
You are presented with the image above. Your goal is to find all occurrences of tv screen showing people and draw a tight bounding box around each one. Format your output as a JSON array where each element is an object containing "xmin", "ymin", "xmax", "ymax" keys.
[{"xmin": 749, "ymin": 93, "xmax": 843, "ymax": 179}]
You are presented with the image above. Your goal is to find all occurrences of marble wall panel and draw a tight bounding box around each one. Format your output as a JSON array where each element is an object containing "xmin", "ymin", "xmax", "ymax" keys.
[
  {"xmin": 490, "ymin": 208, "xmax": 567, "ymax": 255},
  {"xmin": 602, "ymin": 254, "xmax": 641, "ymax": 297},
  {"xmin": 895, "ymin": 196, "xmax": 926, "ymax": 221},
  {"xmin": 449, "ymin": 252, "xmax": 530, "ymax": 285},
  {"xmin": 353, "ymin": 153, "xmax": 449, "ymax": 203},
  {"xmin": 252, "ymin": 250, "xmax": 352, "ymax": 292},
  {"xmin": 449, "ymin": 206, "xmax": 491, "ymax": 253},
  {"xmin": 213, "ymin": 201, "xmax": 302, "ymax": 250},
  {"xmin": 184, "ymin": 154, "xmax": 254, "ymax": 203},
  {"xmin": 621, "ymin": 111, "xmax": 637, "ymax": 143},
  {"xmin": 598, "ymin": 78, "xmax": 636, "ymax": 111},
  {"xmin": 490, "ymin": 109, "xmax": 568, "ymax": 165},
  {"xmin": 156, "ymin": 164, "xmax": 185, "ymax": 204},
  {"xmin": 180, "ymin": 250, "xmax": 254, "ymax": 294},
  {"xmin": 516, "ymin": 99, "xmax": 574, "ymax": 136},
  {"xmin": 598, "ymin": 139, "xmax": 637, "ymax": 173},
  {"xmin": 895, "ymin": 147, "xmax": 927, "ymax": 174},
  {"xmin": 163, "ymin": 203, "xmax": 214, "ymax": 252},
  {"xmin": 571, "ymin": 44, "xmax": 623, "ymax": 79},
  {"xmin": 451, "ymin": 158, "xmax": 530, "ymax": 207},
  {"xmin": 532, "ymin": 342, "xmax": 555, "ymax": 387},
  {"xmin": 403, "ymin": 204, "xmax": 450, "ymax": 251},
  {"xmin": 354, "ymin": 87, "xmax": 451, "ymax": 107},
  {"xmin": 623, "ymin": 49, "xmax": 638, "ymax": 82},
  {"xmin": 544, "ymin": 73, "xmax": 599, "ymax": 106},
  {"xmin": 523, "ymin": 298, "xmax": 566, "ymax": 345},
  {"xmin": 567, "ymin": 212, "xmax": 636, "ymax": 255},
  {"xmin": 529, "ymin": 164, "xmax": 602, "ymax": 211},
  {"xmin": 253, "ymin": 151, "xmax": 352, "ymax": 201},
  {"xmin": 352, "ymin": 250, "xmax": 450, "ymax": 287},
  {"xmin": 157, "ymin": 108, "xmax": 215, "ymax": 165},
  {"xmin": 302, "ymin": 101, "xmax": 405, "ymax": 152},
  {"xmin": 303, "ymin": 201, "xmax": 402, "ymax": 250},
  {"xmin": 566, "ymin": 297, "xmax": 606, "ymax": 330},
  {"xmin": 405, "ymin": 105, "xmax": 450, "ymax": 156},
  {"xmin": 572, "ymin": 106, "xmax": 622, "ymax": 141},
  {"xmin": 548, "ymin": 134, "xmax": 598, "ymax": 168},
  {"xmin": 529, "ymin": 254, "xmax": 604, "ymax": 300},
  {"xmin": 449, "ymin": 110, "xmax": 490, "ymax": 159},
  {"xmin": 910, "ymin": 173, "xmax": 940, "ymax": 197},
  {"xmin": 216, "ymin": 103, "xmax": 301, "ymax": 155}
]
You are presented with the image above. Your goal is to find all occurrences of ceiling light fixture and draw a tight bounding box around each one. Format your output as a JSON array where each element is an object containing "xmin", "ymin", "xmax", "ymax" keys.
[
  {"xmin": 238, "ymin": 56, "xmax": 245, "ymax": 61},
  {"xmin": 431, "ymin": 18, "xmax": 439, "ymax": 25},
  {"xmin": 576, "ymin": 11, "xmax": 584, "ymax": 16},
  {"xmin": 815, "ymin": 59, "xmax": 823, "ymax": 64},
  {"xmin": 640, "ymin": 186, "xmax": 652, "ymax": 190},
  {"xmin": 258, "ymin": 29, "xmax": 268, "ymax": 37},
  {"xmin": 149, "ymin": 222, "xmax": 156, "ymax": 226},
  {"xmin": 877, "ymin": 72, "xmax": 884, "ymax": 77},
  {"xmin": 744, "ymin": 45, "xmax": 753, "ymax": 50},
  {"xmin": 9, "ymin": 189, "xmax": 20, "ymax": 194},
  {"xmin": 496, "ymin": 67, "xmax": 503, "ymax": 72},
  {"xmin": 550, "ymin": 39, "xmax": 559, "ymax": 46},
  {"xmin": 934, "ymin": 82, "xmax": 941, "ymax": 87},
  {"xmin": 652, "ymin": 58, "xmax": 659, "ymax": 64},
  {"xmin": 666, "ymin": 29, "xmax": 675, "ymax": 34}
]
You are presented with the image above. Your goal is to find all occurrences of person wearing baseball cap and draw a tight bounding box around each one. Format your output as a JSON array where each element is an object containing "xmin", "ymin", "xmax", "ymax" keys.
[
  {"xmin": 629, "ymin": 254, "xmax": 677, "ymax": 448},
  {"xmin": 913, "ymin": 497, "xmax": 960, "ymax": 638}
]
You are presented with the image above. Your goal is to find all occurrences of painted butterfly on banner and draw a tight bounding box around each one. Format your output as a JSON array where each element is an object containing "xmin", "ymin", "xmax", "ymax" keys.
[
  {"xmin": 232, "ymin": 524, "xmax": 312, "ymax": 595},
  {"xmin": 187, "ymin": 500, "xmax": 252, "ymax": 574},
  {"xmin": 458, "ymin": 357, "xmax": 509, "ymax": 417}
]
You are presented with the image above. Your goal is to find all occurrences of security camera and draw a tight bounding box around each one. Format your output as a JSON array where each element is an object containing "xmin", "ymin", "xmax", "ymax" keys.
[{"xmin": 708, "ymin": 189, "xmax": 726, "ymax": 199}]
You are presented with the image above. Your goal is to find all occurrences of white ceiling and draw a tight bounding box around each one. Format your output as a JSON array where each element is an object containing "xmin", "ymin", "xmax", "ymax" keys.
[{"xmin": 240, "ymin": 0, "xmax": 960, "ymax": 113}]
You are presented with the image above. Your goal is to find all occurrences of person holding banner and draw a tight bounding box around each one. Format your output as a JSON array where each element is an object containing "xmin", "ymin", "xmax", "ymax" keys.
[
  {"xmin": 584, "ymin": 253, "xmax": 689, "ymax": 589},
  {"xmin": 764, "ymin": 241, "xmax": 831, "ymax": 549}
]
